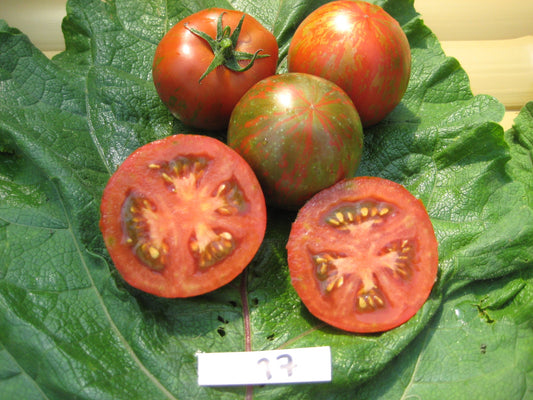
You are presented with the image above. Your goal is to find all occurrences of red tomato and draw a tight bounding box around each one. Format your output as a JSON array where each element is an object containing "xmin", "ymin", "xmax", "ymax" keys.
[
  {"xmin": 287, "ymin": 1, "xmax": 411, "ymax": 127},
  {"xmin": 286, "ymin": 177, "xmax": 438, "ymax": 333},
  {"xmin": 99, "ymin": 134, "xmax": 267, "ymax": 298},
  {"xmin": 152, "ymin": 9, "xmax": 278, "ymax": 130}
]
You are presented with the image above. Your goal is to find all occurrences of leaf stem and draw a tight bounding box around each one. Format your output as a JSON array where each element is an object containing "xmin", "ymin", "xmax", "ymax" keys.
[
  {"xmin": 240, "ymin": 268, "xmax": 252, "ymax": 352},
  {"xmin": 240, "ymin": 268, "xmax": 254, "ymax": 399}
]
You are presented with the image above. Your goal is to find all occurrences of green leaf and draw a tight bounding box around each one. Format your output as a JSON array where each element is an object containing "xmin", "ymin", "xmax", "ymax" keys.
[
  {"xmin": 505, "ymin": 101, "xmax": 533, "ymax": 206},
  {"xmin": 357, "ymin": 270, "xmax": 533, "ymax": 399},
  {"xmin": 1, "ymin": 1, "xmax": 532, "ymax": 399}
]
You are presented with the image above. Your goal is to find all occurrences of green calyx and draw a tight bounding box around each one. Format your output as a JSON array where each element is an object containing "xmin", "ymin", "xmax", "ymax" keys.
[{"xmin": 185, "ymin": 12, "xmax": 270, "ymax": 83}]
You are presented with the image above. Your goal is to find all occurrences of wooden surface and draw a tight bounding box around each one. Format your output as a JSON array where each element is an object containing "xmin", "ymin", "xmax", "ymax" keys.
[{"xmin": 1, "ymin": 0, "xmax": 532, "ymax": 129}]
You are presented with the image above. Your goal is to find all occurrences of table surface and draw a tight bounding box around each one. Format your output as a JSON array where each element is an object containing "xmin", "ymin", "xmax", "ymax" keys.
[{"xmin": 1, "ymin": 0, "xmax": 532, "ymax": 130}]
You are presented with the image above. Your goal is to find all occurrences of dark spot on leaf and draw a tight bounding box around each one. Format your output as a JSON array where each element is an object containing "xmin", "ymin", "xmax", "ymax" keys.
[
  {"xmin": 217, "ymin": 327, "xmax": 226, "ymax": 337},
  {"xmin": 267, "ymin": 333, "xmax": 275, "ymax": 341},
  {"xmin": 229, "ymin": 300, "xmax": 238, "ymax": 307},
  {"xmin": 480, "ymin": 344, "xmax": 487, "ymax": 354},
  {"xmin": 477, "ymin": 304, "xmax": 495, "ymax": 324},
  {"xmin": 252, "ymin": 298, "xmax": 259, "ymax": 306},
  {"xmin": 217, "ymin": 315, "xmax": 229, "ymax": 324}
]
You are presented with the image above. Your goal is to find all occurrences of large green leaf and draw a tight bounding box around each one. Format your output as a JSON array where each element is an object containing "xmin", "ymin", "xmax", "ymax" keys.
[{"xmin": 1, "ymin": 0, "xmax": 532, "ymax": 399}]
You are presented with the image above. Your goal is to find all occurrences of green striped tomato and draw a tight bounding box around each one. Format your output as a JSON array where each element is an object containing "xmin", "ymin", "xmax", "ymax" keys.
[
  {"xmin": 287, "ymin": 1, "xmax": 411, "ymax": 127},
  {"xmin": 227, "ymin": 73, "xmax": 364, "ymax": 210}
]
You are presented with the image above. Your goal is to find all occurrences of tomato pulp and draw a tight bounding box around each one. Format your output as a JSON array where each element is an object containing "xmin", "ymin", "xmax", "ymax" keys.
[
  {"xmin": 100, "ymin": 134, "xmax": 267, "ymax": 298},
  {"xmin": 288, "ymin": 1, "xmax": 411, "ymax": 127},
  {"xmin": 152, "ymin": 9, "xmax": 278, "ymax": 130},
  {"xmin": 286, "ymin": 177, "xmax": 438, "ymax": 333}
]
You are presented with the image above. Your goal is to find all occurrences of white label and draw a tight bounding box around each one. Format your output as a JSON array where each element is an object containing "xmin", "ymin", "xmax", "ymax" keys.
[{"xmin": 197, "ymin": 346, "xmax": 332, "ymax": 386}]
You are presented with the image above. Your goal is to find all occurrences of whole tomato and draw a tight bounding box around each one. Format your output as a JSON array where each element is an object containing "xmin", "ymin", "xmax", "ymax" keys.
[
  {"xmin": 152, "ymin": 9, "xmax": 278, "ymax": 130},
  {"xmin": 228, "ymin": 73, "xmax": 364, "ymax": 210},
  {"xmin": 288, "ymin": 1, "xmax": 411, "ymax": 127}
]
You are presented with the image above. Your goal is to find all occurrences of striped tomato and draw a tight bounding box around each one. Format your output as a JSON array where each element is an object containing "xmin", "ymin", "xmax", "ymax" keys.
[
  {"xmin": 287, "ymin": 1, "xmax": 411, "ymax": 127},
  {"xmin": 227, "ymin": 73, "xmax": 363, "ymax": 210}
]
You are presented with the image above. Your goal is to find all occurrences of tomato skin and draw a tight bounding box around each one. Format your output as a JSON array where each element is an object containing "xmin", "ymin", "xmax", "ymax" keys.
[
  {"xmin": 287, "ymin": 1, "xmax": 411, "ymax": 127},
  {"xmin": 286, "ymin": 177, "xmax": 438, "ymax": 333},
  {"xmin": 228, "ymin": 73, "xmax": 363, "ymax": 210},
  {"xmin": 99, "ymin": 134, "xmax": 266, "ymax": 298},
  {"xmin": 152, "ymin": 8, "xmax": 278, "ymax": 130}
]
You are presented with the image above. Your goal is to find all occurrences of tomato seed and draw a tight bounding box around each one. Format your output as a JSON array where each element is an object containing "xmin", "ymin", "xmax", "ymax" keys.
[
  {"xmin": 191, "ymin": 229, "xmax": 236, "ymax": 269},
  {"xmin": 216, "ymin": 206, "xmax": 234, "ymax": 216},
  {"xmin": 356, "ymin": 288, "xmax": 385, "ymax": 311},
  {"xmin": 346, "ymin": 211, "xmax": 354, "ymax": 222},
  {"xmin": 161, "ymin": 172, "xmax": 174, "ymax": 184},
  {"xmin": 216, "ymin": 183, "xmax": 227, "ymax": 196},
  {"xmin": 358, "ymin": 297, "xmax": 367, "ymax": 310},
  {"xmin": 220, "ymin": 232, "xmax": 233, "ymax": 241},
  {"xmin": 324, "ymin": 201, "xmax": 395, "ymax": 230},
  {"xmin": 149, "ymin": 246, "xmax": 160, "ymax": 259},
  {"xmin": 326, "ymin": 217, "xmax": 341, "ymax": 226}
]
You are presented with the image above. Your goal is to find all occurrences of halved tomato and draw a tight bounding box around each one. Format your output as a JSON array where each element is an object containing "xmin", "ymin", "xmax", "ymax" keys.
[
  {"xmin": 99, "ymin": 134, "xmax": 267, "ymax": 298},
  {"xmin": 286, "ymin": 177, "xmax": 438, "ymax": 333}
]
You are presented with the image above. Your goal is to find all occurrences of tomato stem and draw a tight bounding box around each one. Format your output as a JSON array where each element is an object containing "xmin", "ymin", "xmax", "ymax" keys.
[{"xmin": 185, "ymin": 12, "xmax": 270, "ymax": 83}]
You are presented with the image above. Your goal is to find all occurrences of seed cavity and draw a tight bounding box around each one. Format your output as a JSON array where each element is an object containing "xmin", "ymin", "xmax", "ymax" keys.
[
  {"xmin": 325, "ymin": 201, "xmax": 394, "ymax": 230},
  {"xmin": 190, "ymin": 223, "xmax": 235, "ymax": 269},
  {"xmin": 214, "ymin": 179, "xmax": 247, "ymax": 215},
  {"xmin": 150, "ymin": 156, "xmax": 209, "ymax": 192},
  {"xmin": 380, "ymin": 239, "xmax": 415, "ymax": 279},
  {"xmin": 313, "ymin": 252, "xmax": 345, "ymax": 293},
  {"xmin": 356, "ymin": 287, "xmax": 386, "ymax": 311},
  {"xmin": 122, "ymin": 192, "xmax": 168, "ymax": 271}
]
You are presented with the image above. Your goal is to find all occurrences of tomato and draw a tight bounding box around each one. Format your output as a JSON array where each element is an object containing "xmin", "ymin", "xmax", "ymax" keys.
[
  {"xmin": 287, "ymin": 1, "xmax": 411, "ymax": 127},
  {"xmin": 286, "ymin": 177, "xmax": 438, "ymax": 333},
  {"xmin": 99, "ymin": 134, "xmax": 267, "ymax": 298},
  {"xmin": 227, "ymin": 73, "xmax": 364, "ymax": 210},
  {"xmin": 152, "ymin": 8, "xmax": 278, "ymax": 130}
]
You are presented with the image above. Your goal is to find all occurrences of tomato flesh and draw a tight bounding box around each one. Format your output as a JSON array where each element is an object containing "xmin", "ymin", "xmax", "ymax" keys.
[
  {"xmin": 286, "ymin": 177, "xmax": 438, "ymax": 333},
  {"xmin": 100, "ymin": 134, "xmax": 266, "ymax": 298}
]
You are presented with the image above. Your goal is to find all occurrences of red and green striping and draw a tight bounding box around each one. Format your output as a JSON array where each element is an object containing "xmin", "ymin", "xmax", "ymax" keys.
[
  {"xmin": 288, "ymin": 0, "xmax": 411, "ymax": 127},
  {"xmin": 228, "ymin": 73, "xmax": 364, "ymax": 210}
]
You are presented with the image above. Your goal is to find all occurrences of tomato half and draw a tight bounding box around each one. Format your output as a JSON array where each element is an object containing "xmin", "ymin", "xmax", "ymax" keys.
[
  {"xmin": 287, "ymin": 1, "xmax": 411, "ymax": 127},
  {"xmin": 228, "ymin": 73, "xmax": 363, "ymax": 210},
  {"xmin": 286, "ymin": 177, "xmax": 438, "ymax": 333},
  {"xmin": 99, "ymin": 134, "xmax": 267, "ymax": 298},
  {"xmin": 152, "ymin": 8, "xmax": 278, "ymax": 130}
]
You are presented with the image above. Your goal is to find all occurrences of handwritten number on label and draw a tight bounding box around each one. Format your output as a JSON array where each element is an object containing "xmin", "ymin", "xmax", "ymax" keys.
[
  {"xmin": 277, "ymin": 354, "xmax": 294, "ymax": 377},
  {"xmin": 257, "ymin": 358, "xmax": 272, "ymax": 380},
  {"xmin": 257, "ymin": 354, "xmax": 295, "ymax": 380},
  {"xmin": 197, "ymin": 347, "xmax": 331, "ymax": 385}
]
